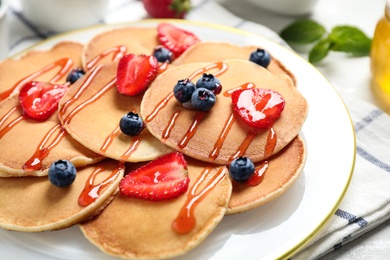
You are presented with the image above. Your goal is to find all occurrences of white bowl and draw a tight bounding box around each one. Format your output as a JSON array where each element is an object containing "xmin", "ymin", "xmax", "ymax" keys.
[
  {"xmin": 0, "ymin": 0, "xmax": 8, "ymax": 60},
  {"xmin": 248, "ymin": 0, "xmax": 319, "ymax": 15}
]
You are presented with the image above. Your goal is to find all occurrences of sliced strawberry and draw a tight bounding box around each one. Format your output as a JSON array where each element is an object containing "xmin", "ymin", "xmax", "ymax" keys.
[
  {"xmin": 157, "ymin": 23, "xmax": 200, "ymax": 58},
  {"xmin": 116, "ymin": 54, "xmax": 158, "ymax": 96},
  {"xmin": 119, "ymin": 152, "xmax": 190, "ymax": 201},
  {"xmin": 231, "ymin": 88, "xmax": 285, "ymax": 129},
  {"xmin": 19, "ymin": 81, "xmax": 68, "ymax": 121}
]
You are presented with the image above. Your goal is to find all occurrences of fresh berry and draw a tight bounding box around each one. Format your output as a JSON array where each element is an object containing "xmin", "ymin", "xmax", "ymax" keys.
[
  {"xmin": 48, "ymin": 160, "xmax": 77, "ymax": 187},
  {"xmin": 142, "ymin": 0, "xmax": 191, "ymax": 18},
  {"xmin": 153, "ymin": 46, "xmax": 174, "ymax": 63},
  {"xmin": 119, "ymin": 112, "xmax": 145, "ymax": 136},
  {"xmin": 119, "ymin": 152, "xmax": 190, "ymax": 201},
  {"xmin": 191, "ymin": 87, "xmax": 216, "ymax": 111},
  {"xmin": 231, "ymin": 88, "xmax": 285, "ymax": 129},
  {"xmin": 195, "ymin": 73, "xmax": 222, "ymax": 94},
  {"xmin": 249, "ymin": 48, "xmax": 271, "ymax": 68},
  {"xmin": 66, "ymin": 67, "xmax": 85, "ymax": 84},
  {"xmin": 157, "ymin": 23, "xmax": 200, "ymax": 58},
  {"xmin": 19, "ymin": 81, "xmax": 68, "ymax": 121},
  {"xmin": 173, "ymin": 78, "xmax": 196, "ymax": 103},
  {"xmin": 116, "ymin": 54, "xmax": 158, "ymax": 96},
  {"xmin": 229, "ymin": 157, "xmax": 255, "ymax": 183}
]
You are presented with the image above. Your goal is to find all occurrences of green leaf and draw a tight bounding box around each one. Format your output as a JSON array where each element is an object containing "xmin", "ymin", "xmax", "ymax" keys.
[
  {"xmin": 309, "ymin": 38, "xmax": 332, "ymax": 63},
  {"xmin": 328, "ymin": 26, "xmax": 372, "ymax": 56},
  {"xmin": 280, "ymin": 19, "xmax": 326, "ymax": 44}
]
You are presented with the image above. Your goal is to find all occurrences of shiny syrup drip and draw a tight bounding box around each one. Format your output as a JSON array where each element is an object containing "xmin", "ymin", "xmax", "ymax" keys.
[
  {"xmin": 78, "ymin": 162, "xmax": 124, "ymax": 207},
  {"xmin": 23, "ymin": 124, "xmax": 66, "ymax": 171},
  {"xmin": 0, "ymin": 105, "xmax": 24, "ymax": 139},
  {"xmin": 59, "ymin": 65, "xmax": 104, "ymax": 117},
  {"xmin": 158, "ymin": 62, "xmax": 169, "ymax": 74},
  {"xmin": 178, "ymin": 111, "xmax": 206, "ymax": 150},
  {"xmin": 62, "ymin": 77, "xmax": 117, "ymax": 126},
  {"xmin": 99, "ymin": 126, "xmax": 121, "ymax": 154},
  {"xmin": 209, "ymin": 114, "xmax": 235, "ymax": 160},
  {"xmin": 223, "ymin": 82, "xmax": 255, "ymax": 97},
  {"xmin": 86, "ymin": 46, "xmax": 127, "ymax": 70},
  {"xmin": 145, "ymin": 62, "xmax": 228, "ymax": 123},
  {"xmin": 0, "ymin": 58, "xmax": 74, "ymax": 101},
  {"xmin": 162, "ymin": 111, "xmax": 180, "ymax": 142},
  {"xmin": 172, "ymin": 167, "xmax": 227, "ymax": 234},
  {"xmin": 264, "ymin": 127, "xmax": 277, "ymax": 158},
  {"xmin": 229, "ymin": 131, "xmax": 257, "ymax": 162},
  {"xmin": 247, "ymin": 161, "xmax": 269, "ymax": 186},
  {"xmin": 119, "ymin": 137, "xmax": 141, "ymax": 163}
]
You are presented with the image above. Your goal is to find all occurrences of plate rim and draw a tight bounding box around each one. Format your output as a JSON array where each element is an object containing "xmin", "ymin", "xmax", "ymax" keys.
[{"xmin": 5, "ymin": 18, "xmax": 356, "ymax": 260}]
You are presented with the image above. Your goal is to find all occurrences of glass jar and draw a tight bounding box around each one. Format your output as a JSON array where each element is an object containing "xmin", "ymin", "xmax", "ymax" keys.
[{"xmin": 371, "ymin": 0, "xmax": 390, "ymax": 109}]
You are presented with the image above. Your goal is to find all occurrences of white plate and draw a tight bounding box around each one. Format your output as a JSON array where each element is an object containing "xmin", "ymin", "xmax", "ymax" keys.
[{"xmin": 0, "ymin": 20, "xmax": 355, "ymax": 260}]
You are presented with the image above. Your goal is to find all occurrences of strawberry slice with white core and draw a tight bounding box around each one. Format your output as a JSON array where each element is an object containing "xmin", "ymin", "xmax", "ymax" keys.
[
  {"xmin": 157, "ymin": 23, "xmax": 200, "ymax": 58},
  {"xmin": 116, "ymin": 54, "xmax": 158, "ymax": 96},
  {"xmin": 119, "ymin": 152, "xmax": 190, "ymax": 201},
  {"xmin": 19, "ymin": 81, "xmax": 68, "ymax": 121},
  {"xmin": 231, "ymin": 88, "xmax": 285, "ymax": 129}
]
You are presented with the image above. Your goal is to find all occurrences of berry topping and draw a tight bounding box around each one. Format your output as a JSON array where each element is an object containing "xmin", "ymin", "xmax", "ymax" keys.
[
  {"xmin": 231, "ymin": 88, "xmax": 285, "ymax": 129},
  {"xmin": 48, "ymin": 160, "xmax": 77, "ymax": 188},
  {"xmin": 229, "ymin": 156, "xmax": 255, "ymax": 183},
  {"xmin": 195, "ymin": 73, "xmax": 222, "ymax": 94},
  {"xmin": 157, "ymin": 23, "xmax": 200, "ymax": 58},
  {"xmin": 66, "ymin": 67, "xmax": 85, "ymax": 84},
  {"xmin": 191, "ymin": 87, "xmax": 216, "ymax": 111},
  {"xmin": 116, "ymin": 54, "xmax": 158, "ymax": 96},
  {"xmin": 119, "ymin": 152, "xmax": 190, "ymax": 201},
  {"xmin": 173, "ymin": 78, "xmax": 196, "ymax": 103},
  {"xmin": 142, "ymin": 0, "xmax": 191, "ymax": 19},
  {"xmin": 119, "ymin": 112, "xmax": 145, "ymax": 136},
  {"xmin": 249, "ymin": 48, "xmax": 271, "ymax": 68},
  {"xmin": 18, "ymin": 81, "xmax": 68, "ymax": 121},
  {"xmin": 153, "ymin": 46, "xmax": 174, "ymax": 63}
]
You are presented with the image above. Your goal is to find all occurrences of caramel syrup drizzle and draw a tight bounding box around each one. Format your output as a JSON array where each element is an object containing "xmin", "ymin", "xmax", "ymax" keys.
[
  {"xmin": 78, "ymin": 162, "xmax": 124, "ymax": 207},
  {"xmin": 86, "ymin": 45, "xmax": 127, "ymax": 70},
  {"xmin": 100, "ymin": 126, "xmax": 121, "ymax": 154},
  {"xmin": 0, "ymin": 58, "xmax": 74, "ymax": 101},
  {"xmin": 23, "ymin": 124, "xmax": 66, "ymax": 171},
  {"xmin": 178, "ymin": 111, "xmax": 206, "ymax": 150},
  {"xmin": 0, "ymin": 105, "xmax": 24, "ymax": 139},
  {"xmin": 162, "ymin": 111, "xmax": 180, "ymax": 142},
  {"xmin": 172, "ymin": 166, "xmax": 227, "ymax": 234}
]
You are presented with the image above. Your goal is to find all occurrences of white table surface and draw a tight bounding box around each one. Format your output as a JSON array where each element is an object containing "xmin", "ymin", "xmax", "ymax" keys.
[
  {"xmin": 217, "ymin": 0, "xmax": 390, "ymax": 259},
  {"xmin": 2, "ymin": 0, "xmax": 389, "ymax": 259}
]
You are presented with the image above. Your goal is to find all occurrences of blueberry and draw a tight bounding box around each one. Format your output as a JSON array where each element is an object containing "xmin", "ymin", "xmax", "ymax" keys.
[
  {"xmin": 249, "ymin": 48, "xmax": 271, "ymax": 68},
  {"xmin": 66, "ymin": 67, "xmax": 85, "ymax": 84},
  {"xmin": 153, "ymin": 46, "xmax": 173, "ymax": 63},
  {"xmin": 191, "ymin": 88, "xmax": 216, "ymax": 111},
  {"xmin": 119, "ymin": 112, "xmax": 145, "ymax": 136},
  {"xmin": 195, "ymin": 73, "xmax": 222, "ymax": 94},
  {"xmin": 173, "ymin": 78, "xmax": 196, "ymax": 103},
  {"xmin": 48, "ymin": 160, "xmax": 77, "ymax": 187},
  {"xmin": 229, "ymin": 157, "xmax": 255, "ymax": 183}
]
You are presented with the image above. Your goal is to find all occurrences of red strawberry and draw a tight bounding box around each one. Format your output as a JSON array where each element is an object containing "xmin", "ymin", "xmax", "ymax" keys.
[
  {"xmin": 119, "ymin": 152, "xmax": 190, "ymax": 201},
  {"xmin": 116, "ymin": 54, "xmax": 158, "ymax": 96},
  {"xmin": 19, "ymin": 81, "xmax": 68, "ymax": 121},
  {"xmin": 231, "ymin": 88, "xmax": 285, "ymax": 129},
  {"xmin": 157, "ymin": 23, "xmax": 200, "ymax": 58},
  {"xmin": 143, "ymin": 0, "xmax": 191, "ymax": 19}
]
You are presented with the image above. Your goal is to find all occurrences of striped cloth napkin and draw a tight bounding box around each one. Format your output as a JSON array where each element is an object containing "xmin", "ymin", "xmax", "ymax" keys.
[{"xmin": 5, "ymin": 0, "xmax": 390, "ymax": 259}]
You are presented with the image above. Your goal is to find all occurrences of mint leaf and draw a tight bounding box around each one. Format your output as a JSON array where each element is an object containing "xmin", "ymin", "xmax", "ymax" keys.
[
  {"xmin": 329, "ymin": 26, "xmax": 372, "ymax": 56},
  {"xmin": 280, "ymin": 19, "xmax": 326, "ymax": 44},
  {"xmin": 309, "ymin": 38, "xmax": 332, "ymax": 63}
]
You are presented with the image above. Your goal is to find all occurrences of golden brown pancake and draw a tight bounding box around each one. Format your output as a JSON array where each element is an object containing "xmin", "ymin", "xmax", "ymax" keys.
[
  {"xmin": 173, "ymin": 41, "xmax": 296, "ymax": 84},
  {"xmin": 0, "ymin": 159, "xmax": 124, "ymax": 232},
  {"xmin": 0, "ymin": 96, "xmax": 102, "ymax": 177},
  {"xmin": 227, "ymin": 135, "xmax": 306, "ymax": 214},
  {"xmin": 82, "ymin": 27, "xmax": 159, "ymax": 71},
  {"xmin": 80, "ymin": 158, "xmax": 232, "ymax": 259},
  {"xmin": 58, "ymin": 62, "xmax": 173, "ymax": 163},
  {"xmin": 0, "ymin": 41, "xmax": 83, "ymax": 102},
  {"xmin": 140, "ymin": 60, "xmax": 308, "ymax": 165}
]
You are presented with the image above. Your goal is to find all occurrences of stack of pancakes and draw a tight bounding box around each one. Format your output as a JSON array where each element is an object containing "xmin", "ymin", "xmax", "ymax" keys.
[{"xmin": 0, "ymin": 24, "xmax": 308, "ymax": 259}]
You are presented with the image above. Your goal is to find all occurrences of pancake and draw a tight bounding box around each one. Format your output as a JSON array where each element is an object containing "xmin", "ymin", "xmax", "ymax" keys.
[
  {"xmin": 82, "ymin": 26, "xmax": 159, "ymax": 71},
  {"xmin": 0, "ymin": 41, "xmax": 83, "ymax": 102},
  {"xmin": 140, "ymin": 60, "xmax": 308, "ymax": 165},
  {"xmin": 173, "ymin": 41, "xmax": 296, "ymax": 84},
  {"xmin": 227, "ymin": 135, "xmax": 306, "ymax": 214},
  {"xmin": 0, "ymin": 159, "xmax": 124, "ymax": 232},
  {"xmin": 80, "ymin": 158, "xmax": 232, "ymax": 259},
  {"xmin": 0, "ymin": 96, "xmax": 102, "ymax": 177},
  {"xmin": 58, "ymin": 62, "xmax": 173, "ymax": 163}
]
